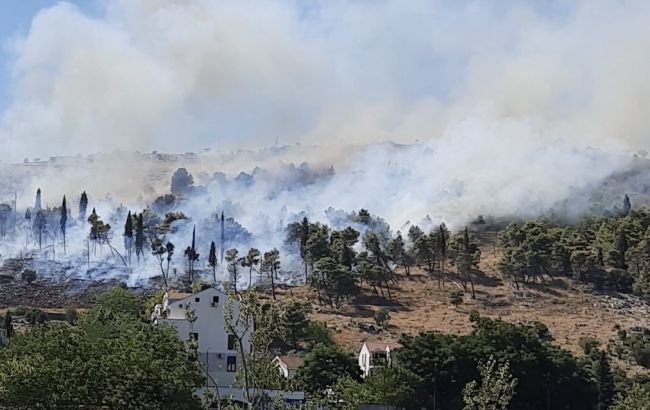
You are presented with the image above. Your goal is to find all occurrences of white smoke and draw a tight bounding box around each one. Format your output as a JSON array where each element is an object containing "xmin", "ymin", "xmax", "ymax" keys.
[
  {"xmin": 1, "ymin": 0, "xmax": 649, "ymax": 159},
  {"xmin": 0, "ymin": 0, "xmax": 647, "ymax": 286}
]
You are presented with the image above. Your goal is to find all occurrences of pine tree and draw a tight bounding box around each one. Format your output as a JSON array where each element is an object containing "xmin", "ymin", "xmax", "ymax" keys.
[
  {"xmin": 78, "ymin": 191, "xmax": 88, "ymax": 221},
  {"xmin": 593, "ymin": 350, "xmax": 614, "ymax": 410},
  {"xmin": 282, "ymin": 302, "xmax": 309, "ymax": 349},
  {"xmin": 60, "ymin": 196, "xmax": 67, "ymax": 254},
  {"xmin": 225, "ymin": 248, "xmax": 240, "ymax": 292}
]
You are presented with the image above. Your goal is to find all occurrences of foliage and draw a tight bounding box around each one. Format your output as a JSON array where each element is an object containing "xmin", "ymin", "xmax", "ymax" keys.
[
  {"xmin": 462, "ymin": 356, "xmax": 517, "ymax": 410},
  {"xmin": 398, "ymin": 314, "xmax": 597, "ymax": 409},
  {"xmin": 94, "ymin": 287, "xmax": 146, "ymax": 320},
  {"xmin": 0, "ymin": 292, "xmax": 203, "ymax": 409},
  {"xmin": 374, "ymin": 309, "xmax": 390, "ymax": 327},
  {"xmin": 21, "ymin": 269, "xmax": 37, "ymax": 284},
  {"xmin": 295, "ymin": 345, "xmax": 361, "ymax": 394},
  {"xmin": 282, "ymin": 301, "xmax": 310, "ymax": 349},
  {"xmin": 64, "ymin": 304, "xmax": 78, "ymax": 324},
  {"xmin": 332, "ymin": 367, "xmax": 422, "ymax": 409},
  {"xmin": 612, "ymin": 383, "xmax": 650, "ymax": 410}
]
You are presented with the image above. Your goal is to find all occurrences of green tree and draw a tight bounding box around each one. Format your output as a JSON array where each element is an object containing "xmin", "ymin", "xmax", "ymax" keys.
[
  {"xmin": 282, "ymin": 301, "xmax": 310, "ymax": 350},
  {"xmin": 78, "ymin": 190, "xmax": 88, "ymax": 221},
  {"xmin": 612, "ymin": 383, "xmax": 650, "ymax": 410},
  {"xmin": 21, "ymin": 269, "xmax": 37, "ymax": 285},
  {"xmin": 225, "ymin": 248, "xmax": 242, "ymax": 292},
  {"xmin": 295, "ymin": 345, "xmax": 361, "ymax": 395},
  {"xmin": 0, "ymin": 315, "xmax": 202, "ymax": 408},
  {"xmin": 241, "ymin": 248, "xmax": 261, "ymax": 290},
  {"xmin": 462, "ymin": 356, "xmax": 517, "ymax": 410},
  {"xmin": 261, "ymin": 249, "xmax": 281, "ymax": 300},
  {"xmin": 592, "ymin": 350, "xmax": 615, "ymax": 410}
]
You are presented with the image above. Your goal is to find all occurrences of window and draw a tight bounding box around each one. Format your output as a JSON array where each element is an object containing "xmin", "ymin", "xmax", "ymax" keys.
[
  {"xmin": 227, "ymin": 356, "xmax": 237, "ymax": 372},
  {"xmin": 211, "ymin": 296, "xmax": 219, "ymax": 307},
  {"xmin": 189, "ymin": 332, "xmax": 199, "ymax": 342},
  {"xmin": 195, "ymin": 297, "xmax": 200, "ymax": 303},
  {"xmin": 227, "ymin": 334, "xmax": 237, "ymax": 350}
]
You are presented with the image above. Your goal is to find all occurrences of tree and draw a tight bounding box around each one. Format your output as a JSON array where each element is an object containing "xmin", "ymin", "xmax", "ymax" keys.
[
  {"xmin": 225, "ymin": 248, "xmax": 241, "ymax": 292},
  {"xmin": 449, "ymin": 227, "xmax": 481, "ymax": 298},
  {"xmin": 208, "ymin": 241, "xmax": 218, "ymax": 283},
  {"xmin": 374, "ymin": 309, "xmax": 390, "ymax": 327},
  {"xmin": 241, "ymin": 248, "xmax": 260, "ymax": 289},
  {"xmin": 224, "ymin": 291, "xmax": 284, "ymax": 406},
  {"xmin": 332, "ymin": 367, "xmax": 422, "ymax": 409},
  {"xmin": 64, "ymin": 304, "xmax": 78, "ymax": 324},
  {"xmin": 152, "ymin": 239, "xmax": 174, "ymax": 289},
  {"xmin": 21, "ymin": 269, "xmax": 37, "ymax": 285},
  {"xmin": 78, "ymin": 190, "xmax": 88, "ymax": 221},
  {"xmin": 612, "ymin": 383, "xmax": 650, "ymax": 410},
  {"xmin": 623, "ymin": 194, "xmax": 632, "ymax": 217},
  {"xmin": 135, "ymin": 212, "xmax": 145, "ymax": 261},
  {"xmin": 33, "ymin": 210, "xmax": 46, "ymax": 250},
  {"xmin": 462, "ymin": 356, "xmax": 517, "ymax": 410},
  {"xmin": 184, "ymin": 226, "xmax": 199, "ymax": 283},
  {"xmin": 295, "ymin": 345, "xmax": 361, "ymax": 395},
  {"xmin": 34, "ymin": 188, "xmax": 41, "ymax": 210},
  {"xmin": 592, "ymin": 350, "xmax": 615, "ymax": 410},
  {"xmin": 124, "ymin": 211, "xmax": 133, "ymax": 263},
  {"xmin": 171, "ymin": 168, "xmax": 194, "ymax": 195},
  {"xmin": 0, "ymin": 305, "xmax": 202, "ymax": 408},
  {"xmin": 282, "ymin": 301, "xmax": 309, "ymax": 350},
  {"xmin": 60, "ymin": 195, "xmax": 67, "ymax": 254},
  {"xmin": 261, "ymin": 249, "xmax": 281, "ymax": 300},
  {"xmin": 388, "ymin": 232, "xmax": 411, "ymax": 275}
]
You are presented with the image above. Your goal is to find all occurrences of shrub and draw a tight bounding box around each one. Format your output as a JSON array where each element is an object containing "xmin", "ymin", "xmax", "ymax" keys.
[
  {"xmin": 21, "ymin": 270, "xmax": 37, "ymax": 285},
  {"xmin": 450, "ymin": 290, "xmax": 464, "ymax": 307},
  {"xmin": 65, "ymin": 305, "xmax": 78, "ymax": 324},
  {"xmin": 374, "ymin": 309, "xmax": 390, "ymax": 327}
]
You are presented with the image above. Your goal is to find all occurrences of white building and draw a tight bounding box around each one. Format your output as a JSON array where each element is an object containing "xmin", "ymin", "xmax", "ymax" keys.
[
  {"xmin": 272, "ymin": 356, "xmax": 305, "ymax": 379},
  {"xmin": 152, "ymin": 287, "xmax": 251, "ymax": 387},
  {"xmin": 358, "ymin": 341, "xmax": 402, "ymax": 378}
]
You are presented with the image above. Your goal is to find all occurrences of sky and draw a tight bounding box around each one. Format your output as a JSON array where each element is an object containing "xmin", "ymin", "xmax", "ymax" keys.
[
  {"xmin": 0, "ymin": 0, "xmax": 648, "ymax": 161},
  {"xmin": 0, "ymin": 1, "xmax": 99, "ymax": 112}
]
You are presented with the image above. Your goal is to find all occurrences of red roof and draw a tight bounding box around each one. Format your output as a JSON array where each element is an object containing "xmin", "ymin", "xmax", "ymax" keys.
[
  {"xmin": 363, "ymin": 341, "xmax": 403, "ymax": 352},
  {"xmin": 167, "ymin": 292, "xmax": 192, "ymax": 301}
]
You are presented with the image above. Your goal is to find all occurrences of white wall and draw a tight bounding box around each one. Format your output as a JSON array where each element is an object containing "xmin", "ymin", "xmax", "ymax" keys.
[{"xmin": 154, "ymin": 287, "xmax": 251, "ymax": 387}]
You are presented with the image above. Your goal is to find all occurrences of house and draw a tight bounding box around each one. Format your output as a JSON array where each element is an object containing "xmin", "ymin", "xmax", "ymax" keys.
[
  {"xmin": 152, "ymin": 287, "xmax": 251, "ymax": 387},
  {"xmin": 272, "ymin": 355, "xmax": 305, "ymax": 379},
  {"xmin": 358, "ymin": 341, "xmax": 402, "ymax": 378}
]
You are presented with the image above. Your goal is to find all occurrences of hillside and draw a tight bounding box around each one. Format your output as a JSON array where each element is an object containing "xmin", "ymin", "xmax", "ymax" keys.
[{"xmin": 269, "ymin": 237, "xmax": 650, "ymax": 373}]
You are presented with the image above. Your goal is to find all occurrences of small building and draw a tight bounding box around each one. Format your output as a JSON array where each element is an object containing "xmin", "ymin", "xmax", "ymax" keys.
[
  {"xmin": 358, "ymin": 341, "xmax": 402, "ymax": 378},
  {"xmin": 152, "ymin": 287, "xmax": 251, "ymax": 387},
  {"xmin": 272, "ymin": 355, "xmax": 305, "ymax": 379}
]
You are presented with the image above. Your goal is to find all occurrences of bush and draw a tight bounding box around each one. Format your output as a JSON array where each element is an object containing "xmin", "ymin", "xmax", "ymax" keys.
[
  {"xmin": 450, "ymin": 290, "xmax": 464, "ymax": 307},
  {"xmin": 65, "ymin": 305, "xmax": 78, "ymax": 324},
  {"xmin": 25, "ymin": 309, "xmax": 46, "ymax": 325},
  {"xmin": 306, "ymin": 321, "xmax": 333, "ymax": 348},
  {"xmin": 12, "ymin": 307, "xmax": 27, "ymax": 317},
  {"xmin": 374, "ymin": 309, "xmax": 390, "ymax": 327},
  {"xmin": 21, "ymin": 270, "xmax": 37, "ymax": 285},
  {"xmin": 579, "ymin": 337, "xmax": 600, "ymax": 355}
]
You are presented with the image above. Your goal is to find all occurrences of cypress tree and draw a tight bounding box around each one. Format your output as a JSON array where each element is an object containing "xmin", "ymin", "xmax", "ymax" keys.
[
  {"xmin": 593, "ymin": 350, "xmax": 614, "ymax": 410},
  {"xmin": 135, "ymin": 213, "xmax": 145, "ymax": 260},
  {"xmin": 60, "ymin": 196, "xmax": 67, "ymax": 254},
  {"xmin": 79, "ymin": 191, "xmax": 88, "ymax": 221},
  {"xmin": 208, "ymin": 241, "xmax": 217, "ymax": 283},
  {"xmin": 623, "ymin": 194, "xmax": 632, "ymax": 216},
  {"xmin": 34, "ymin": 188, "xmax": 41, "ymax": 210}
]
